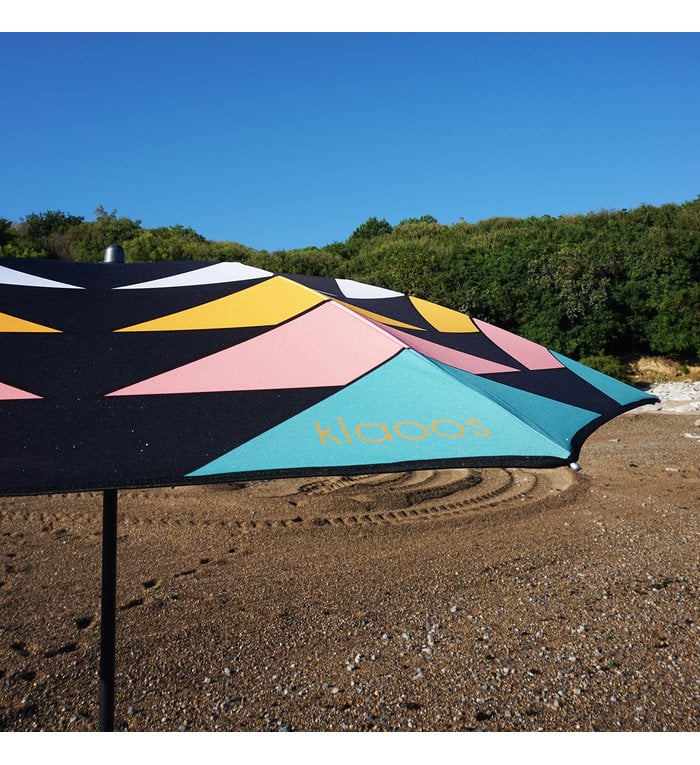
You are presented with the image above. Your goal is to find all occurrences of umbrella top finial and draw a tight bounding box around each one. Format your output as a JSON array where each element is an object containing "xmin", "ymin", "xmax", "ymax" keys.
[{"xmin": 104, "ymin": 244, "xmax": 125, "ymax": 264}]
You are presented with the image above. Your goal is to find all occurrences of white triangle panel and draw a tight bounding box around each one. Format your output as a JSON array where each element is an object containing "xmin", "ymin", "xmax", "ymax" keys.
[
  {"xmin": 336, "ymin": 278, "xmax": 404, "ymax": 299},
  {"xmin": 115, "ymin": 262, "xmax": 273, "ymax": 289},
  {"xmin": 0, "ymin": 265, "xmax": 84, "ymax": 289}
]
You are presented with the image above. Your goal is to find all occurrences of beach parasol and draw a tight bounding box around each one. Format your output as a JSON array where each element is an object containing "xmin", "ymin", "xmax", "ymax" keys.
[{"xmin": 0, "ymin": 255, "xmax": 657, "ymax": 729}]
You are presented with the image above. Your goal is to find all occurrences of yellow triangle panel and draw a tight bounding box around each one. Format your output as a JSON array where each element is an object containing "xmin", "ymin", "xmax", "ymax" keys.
[
  {"xmin": 0, "ymin": 311, "xmax": 61, "ymax": 333},
  {"xmin": 115, "ymin": 276, "xmax": 326, "ymax": 332},
  {"xmin": 336, "ymin": 301, "xmax": 425, "ymax": 331},
  {"xmin": 409, "ymin": 296, "xmax": 478, "ymax": 333}
]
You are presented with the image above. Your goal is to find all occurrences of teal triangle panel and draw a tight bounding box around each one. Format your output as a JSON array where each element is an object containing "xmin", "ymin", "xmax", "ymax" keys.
[
  {"xmin": 550, "ymin": 352, "xmax": 654, "ymax": 407},
  {"xmin": 432, "ymin": 360, "xmax": 602, "ymax": 452},
  {"xmin": 188, "ymin": 350, "xmax": 585, "ymax": 478}
]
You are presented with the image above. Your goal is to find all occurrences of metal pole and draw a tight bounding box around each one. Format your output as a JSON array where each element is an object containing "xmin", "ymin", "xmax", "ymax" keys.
[
  {"xmin": 98, "ymin": 244, "xmax": 124, "ymax": 731},
  {"xmin": 99, "ymin": 488, "xmax": 118, "ymax": 731}
]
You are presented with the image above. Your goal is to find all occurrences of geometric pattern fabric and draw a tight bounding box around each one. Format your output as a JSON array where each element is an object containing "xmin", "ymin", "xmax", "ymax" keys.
[{"xmin": 0, "ymin": 258, "xmax": 657, "ymax": 495}]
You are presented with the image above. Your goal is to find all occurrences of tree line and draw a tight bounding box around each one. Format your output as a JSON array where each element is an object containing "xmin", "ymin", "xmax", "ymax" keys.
[{"xmin": 2, "ymin": 199, "xmax": 699, "ymax": 375}]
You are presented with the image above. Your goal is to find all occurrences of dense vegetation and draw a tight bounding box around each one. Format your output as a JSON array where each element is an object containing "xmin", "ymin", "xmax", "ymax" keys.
[{"xmin": 2, "ymin": 199, "xmax": 699, "ymax": 372}]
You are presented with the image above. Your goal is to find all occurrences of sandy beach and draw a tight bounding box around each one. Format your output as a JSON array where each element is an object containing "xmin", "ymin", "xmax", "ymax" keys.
[{"xmin": 1, "ymin": 384, "xmax": 698, "ymax": 732}]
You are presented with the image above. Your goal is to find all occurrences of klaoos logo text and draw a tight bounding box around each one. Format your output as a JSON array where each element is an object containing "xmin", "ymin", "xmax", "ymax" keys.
[{"xmin": 314, "ymin": 416, "xmax": 491, "ymax": 446}]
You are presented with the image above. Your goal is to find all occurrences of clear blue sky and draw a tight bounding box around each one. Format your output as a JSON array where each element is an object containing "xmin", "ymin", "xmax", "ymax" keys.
[{"xmin": 1, "ymin": 31, "xmax": 698, "ymax": 251}]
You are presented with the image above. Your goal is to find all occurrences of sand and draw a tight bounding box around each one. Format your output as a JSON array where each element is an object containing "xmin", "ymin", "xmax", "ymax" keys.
[{"xmin": 1, "ymin": 393, "xmax": 698, "ymax": 732}]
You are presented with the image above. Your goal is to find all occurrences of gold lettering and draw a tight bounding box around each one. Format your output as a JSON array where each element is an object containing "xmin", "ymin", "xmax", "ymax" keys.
[
  {"xmin": 467, "ymin": 418, "xmax": 491, "ymax": 437},
  {"xmin": 317, "ymin": 416, "xmax": 491, "ymax": 444},
  {"xmin": 355, "ymin": 423, "xmax": 393, "ymax": 443},
  {"xmin": 315, "ymin": 421, "xmax": 342, "ymax": 445},
  {"xmin": 337, "ymin": 417, "xmax": 352, "ymax": 443},
  {"xmin": 394, "ymin": 421, "xmax": 429, "ymax": 441},
  {"xmin": 430, "ymin": 419, "xmax": 465, "ymax": 439}
]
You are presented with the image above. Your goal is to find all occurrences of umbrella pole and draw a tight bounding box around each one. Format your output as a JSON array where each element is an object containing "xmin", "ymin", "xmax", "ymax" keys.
[
  {"xmin": 99, "ymin": 488, "xmax": 118, "ymax": 731},
  {"xmin": 98, "ymin": 244, "xmax": 124, "ymax": 732}
]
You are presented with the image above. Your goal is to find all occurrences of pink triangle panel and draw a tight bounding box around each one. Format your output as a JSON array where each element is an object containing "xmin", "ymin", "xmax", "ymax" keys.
[
  {"xmin": 0, "ymin": 382, "xmax": 41, "ymax": 400},
  {"xmin": 374, "ymin": 323, "xmax": 520, "ymax": 374},
  {"xmin": 472, "ymin": 318, "xmax": 563, "ymax": 370},
  {"xmin": 107, "ymin": 301, "xmax": 405, "ymax": 396}
]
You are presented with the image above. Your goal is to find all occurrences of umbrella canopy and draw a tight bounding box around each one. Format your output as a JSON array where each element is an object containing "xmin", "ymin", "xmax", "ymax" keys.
[{"xmin": 0, "ymin": 257, "xmax": 656, "ymax": 496}]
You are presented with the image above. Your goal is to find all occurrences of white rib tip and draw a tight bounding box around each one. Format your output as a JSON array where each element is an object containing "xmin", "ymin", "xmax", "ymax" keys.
[{"xmin": 569, "ymin": 462, "xmax": 581, "ymax": 472}]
